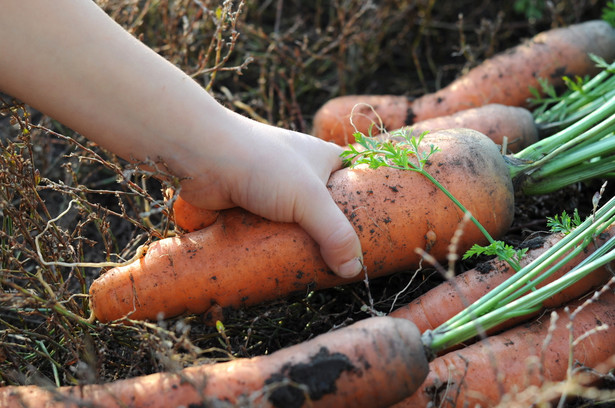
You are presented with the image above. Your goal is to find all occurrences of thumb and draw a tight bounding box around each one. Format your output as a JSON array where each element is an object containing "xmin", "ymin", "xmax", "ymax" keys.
[{"xmin": 296, "ymin": 185, "xmax": 364, "ymax": 279}]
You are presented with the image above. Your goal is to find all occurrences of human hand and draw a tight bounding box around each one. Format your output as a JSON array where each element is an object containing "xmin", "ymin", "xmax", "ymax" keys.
[{"xmin": 174, "ymin": 111, "xmax": 364, "ymax": 279}]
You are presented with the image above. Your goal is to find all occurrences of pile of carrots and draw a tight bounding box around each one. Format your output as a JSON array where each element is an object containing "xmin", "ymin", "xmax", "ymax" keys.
[
  {"xmin": 4, "ymin": 18, "xmax": 615, "ymax": 408},
  {"xmin": 312, "ymin": 20, "xmax": 615, "ymax": 148}
]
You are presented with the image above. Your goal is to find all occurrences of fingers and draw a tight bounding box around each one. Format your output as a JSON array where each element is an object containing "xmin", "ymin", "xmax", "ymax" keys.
[{"xmin": 294, "ymin": 181, "xmax": 364, "ymax": 279}]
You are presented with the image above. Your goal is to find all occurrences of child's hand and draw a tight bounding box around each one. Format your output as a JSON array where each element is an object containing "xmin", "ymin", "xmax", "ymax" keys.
[
  {"xmin": 0, "ymin": 0, "xmax": 362, "ymax": 279},
  {"xmin": 174, "ymin": 112, "xmax": 364, "ymax": 279}
]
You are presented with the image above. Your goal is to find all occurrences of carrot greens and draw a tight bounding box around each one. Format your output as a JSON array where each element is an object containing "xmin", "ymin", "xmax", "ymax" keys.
[{"xmin": 426, "ymin": 194, "xmax": 615, "ymax": 352}]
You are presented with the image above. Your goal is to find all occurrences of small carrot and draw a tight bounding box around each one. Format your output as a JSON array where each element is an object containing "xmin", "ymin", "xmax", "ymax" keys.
[
  {"xmin": 312, "ymin": 20, "xmax": 615, "ymax": 145},
  {"xmin": 389, "ymin": 224, "xmax": 615, "ymax": 341},
  {"xmin": 0, "ymin": 316, "xmax": 429, "ymax": 408},
  {"xmin": 172, "ymin": 194, "xmax": 219, "ymax": 232},
  {"xmin": 393, "ymin": 288, "xmax": 615, "ymax": 408},
  {"xmin": 90, "ymin": 129, "xmax": 515, "ymax": 322}
]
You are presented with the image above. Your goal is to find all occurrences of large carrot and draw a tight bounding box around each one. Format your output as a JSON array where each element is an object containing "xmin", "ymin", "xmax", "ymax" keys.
[
  {"xmin": 312, "ymin": 20, "xmax": 615, "ymax": 145},
  {"xmin": 389, "ymin": 224, "xmax": 615, "ymax": 336},
  {"xmin": 90, "ymin": 129, "xmax": 515, "ymax": 322},
  {"xmin": 0, "ymin": 316, "xmax": 429, "ymax": 408},
  {"xmin": 393, "ymin": 287, "xmax": 615, "ymax": 408}
]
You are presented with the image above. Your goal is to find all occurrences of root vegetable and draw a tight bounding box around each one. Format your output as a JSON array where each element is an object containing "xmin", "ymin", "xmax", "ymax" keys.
[
  {"xmin": 312, "ymin": 20, "xmax": 615, "ymax": 145},
  {"xmin": 394, "ymin": 289, "xmax": 615, "ymax": 408},
  {"xmin": 89, "ymin": 129, "xmax": 514, "ymax": 322},
  {"xmin": 0, "ymin": 316, "xmax": 429, "ymax": 408}
]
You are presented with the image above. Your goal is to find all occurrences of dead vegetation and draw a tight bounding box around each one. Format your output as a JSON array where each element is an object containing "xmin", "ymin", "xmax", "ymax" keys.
[{"xmin": 1, "ymin": 0, "xmax": 614, "ymax": 406}]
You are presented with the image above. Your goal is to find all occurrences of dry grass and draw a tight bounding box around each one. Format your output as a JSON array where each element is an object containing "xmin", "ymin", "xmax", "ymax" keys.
[{"xmin": 1, "ymin": 0, "xmax": 614, "ymax": 406}]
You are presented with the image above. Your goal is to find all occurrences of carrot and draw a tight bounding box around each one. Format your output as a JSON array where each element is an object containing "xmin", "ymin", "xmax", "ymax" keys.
[
  {"xmin": 172, "ymin": 194, "xmax": 219, "ymax": 232},
  {"xmin": 89, "ymin": 129, "xmax": 515, "ymax": 322},
  {"xmin": 393, "ymin": 287, "xmax": 615, "ymax": 408},
  {"xmin": 312, "ymin": 20, "xmax": 615, "ymax": 145},
  {"xmin": 405, "ymin": 104, "xmax": 539, "ymax": 153},
  {"xmin": 0, "ymin": 316, "xmax": 430, "ymax": 408},
  {"xmin": 315, "ymin": 103, "xmax": 539, "ymax": 153},
  {"xmin": 312, "ymin": 94, "xmax": 411, "ymax": 145},
  {"xmin": 389, "ymin": 224, "xmax": 615, "ymax": 336}
]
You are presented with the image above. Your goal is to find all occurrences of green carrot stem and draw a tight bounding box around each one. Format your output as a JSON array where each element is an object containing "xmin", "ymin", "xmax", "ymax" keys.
[
  {"xmin": 515, "ymin": 95, "xmax": 615, "ymax": 163},
  {"xmin": 521, "ymin": 157, "xmax": 615, "ymax": 195},
  {"xmin": 429, "ymin": 235, "xmax": 615, "ymax": 352},
  {"xmin": 434, "ymin": 195, "xmax": 615, "ymax": 334},
  {"xmin": 530, "ymin": 135, "xmax": 615, "ymax": 180},
  {"xmin": 534, "ymin": 57, "xmax": 615, "ymax": 125},
  {"xmin": 527, "ymin": 115, "xmax": 615, "ymax": 172}
]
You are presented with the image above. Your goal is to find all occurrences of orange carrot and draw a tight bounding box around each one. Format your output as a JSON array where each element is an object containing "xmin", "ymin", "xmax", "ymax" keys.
[
  {"xmin": 89, "ymin": 129, "xmax": 514, "ymax": 322},
  {"xmin": 312, "ymin": 95, "xmax": 411, "ymax": 145},
  {"xmin": 389, "ymin": 225, "xmax": 615, "ymax": 336},
  {"xmin": 406, "ymin": 104, "xmax": 539, "ymax": 153},
  {"xmin": 410, "ymin": 20, "xmax": 615, "ymax": 122},
  {"xmin": 172, "ymin": 195, "xmax": 219, "ymax": 232},
  {"xmin": 315, "ymin": 103, "xmax": 539, "ymax": 154},
  {"xmin": 0, "ymin": 316, "xmax": 429, "ymax": 408},
  {"xmin": 393, "ymin": 287, "xmax": 615, "ymax": 408},
  {"xmin": 312, "ymin": 20, "xmax": 615, "ymax": 145}
]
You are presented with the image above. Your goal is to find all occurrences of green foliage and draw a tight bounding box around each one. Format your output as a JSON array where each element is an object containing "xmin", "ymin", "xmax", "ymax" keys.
[
  {"xmin": 513, "ymin": 0, "xmax": 546, "ymax": 21},
  {"xmin": 603, "ymin": 1, "xmax": 615, "ymax": 27},
  {"xmin": 463, "ymin": 241, "xmax": 528, "ymax": 268},
  {"xmin": 341, "ymin": 128, "xmax": 439, "ymax": 172},
  {"xmin": 546, "ymin": 208, "xmax": 583, "ymax": 234}
]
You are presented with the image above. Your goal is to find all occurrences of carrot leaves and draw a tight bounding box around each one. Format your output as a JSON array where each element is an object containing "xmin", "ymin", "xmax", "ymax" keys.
[
  {"xmin": 341, "ymin": 129, "xmax": 438, "ymax": 172},
  {"xmin": 546, "ymin": 208, "xmax": 582, "ymax": 234}
]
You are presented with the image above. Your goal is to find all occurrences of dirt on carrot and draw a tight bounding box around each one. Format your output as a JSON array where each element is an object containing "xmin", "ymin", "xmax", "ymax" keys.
[
  {"xmin": 90, "ymin": 129, "xmax": 515, "ymax": 322},
  {"xmin": 312, "ymin": 20, "xmax": 615, "ymax": 145},
  {"xmin": 0, "ymin": 316, "xmax": 429, "ymax": 408}
]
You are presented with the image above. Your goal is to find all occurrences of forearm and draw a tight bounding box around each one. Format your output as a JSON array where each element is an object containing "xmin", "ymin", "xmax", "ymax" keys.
[
  {"xmin": 0, "ymin": 1, "xmax": 364, "ymax": 278},
  {"xmin": 0, "ymin": 0, "xmax": 238, "ymax": 174}
]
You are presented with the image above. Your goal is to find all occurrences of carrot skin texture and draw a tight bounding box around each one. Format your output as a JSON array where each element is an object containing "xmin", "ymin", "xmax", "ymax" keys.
[
  {"xmin": 90, "ymin": 129, "xmax": 514, "ymax": 322},
  {"xmin": 314, "ymin": 102, "xmax": 538, "ymax": 153},
  {"xmin": 312, "ymin": 20, "xmax": 615, "ymax": 144},
  {"xmin": 0, "ymin": 317, "xmax": 429, "ymax": 408},
  {"xmin": 389, "ymin": 225, "xmax": 615, "ymax": 335},
  {"xmin": 408, "ymin": 104, "xmax": 538, "ymax": 153},
  {"xmin": 312, "ymin": 94, "xmax": 411, "ymax": 145},
  {"xmin": 315, "ymin": 103, "xmax": 539, "ymax": 153},
  {"xmin": 394, "ymin": 289, "xmax": 615, "ymax": 408}
]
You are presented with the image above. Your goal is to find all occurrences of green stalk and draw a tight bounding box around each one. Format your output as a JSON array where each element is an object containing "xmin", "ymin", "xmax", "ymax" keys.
[
  {"xmin": 534, "ymin": 57, "xmax": 615, "ymax": 126},
  {"xmin": 507, "ymin": 95, "xmax": 615, "ymax": 193},
  {"xmin": 514, "ymin": 94, "xmax": 615, "ymax": 164},
  {"xmin": 428, "ymin": 239, "xmax": 615, "ymax": 352},
  {"xmin": 432, "ymin": 195, "xmax": 615, "ymax": 334},
  {"xmin": 426, "ymin": 196, "xmax": 615, "ymax": 352}
]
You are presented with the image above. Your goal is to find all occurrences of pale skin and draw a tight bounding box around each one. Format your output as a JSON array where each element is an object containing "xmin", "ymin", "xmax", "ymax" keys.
[{"xmin": 0, "ymin": 1, "xmax": 363, "ymax": 278}]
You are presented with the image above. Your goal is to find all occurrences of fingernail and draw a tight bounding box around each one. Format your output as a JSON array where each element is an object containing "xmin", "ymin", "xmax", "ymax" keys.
[{"xmin": 338, "ymin": 257, "xmax": 363, "ymax": 278}]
